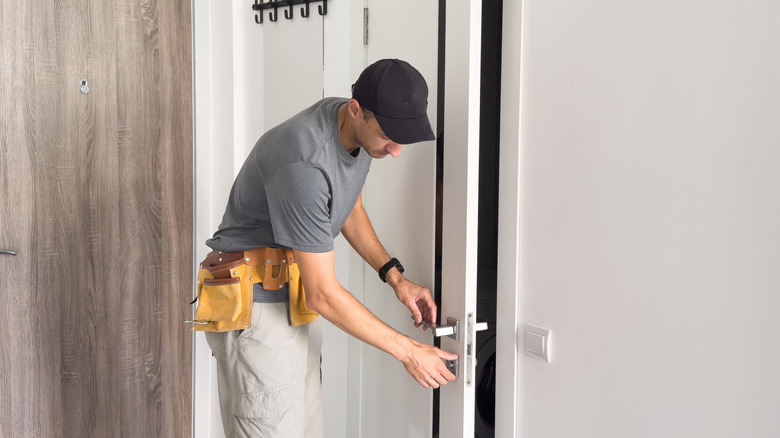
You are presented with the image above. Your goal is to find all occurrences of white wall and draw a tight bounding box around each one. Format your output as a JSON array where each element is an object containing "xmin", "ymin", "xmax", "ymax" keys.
[
  {"xmin": 511, "ymin": 1, "xmax": 780, "ymax": 436},
  {"xmin": 192, "ymin": 1, "xmax": 238, "ymax": 436}
]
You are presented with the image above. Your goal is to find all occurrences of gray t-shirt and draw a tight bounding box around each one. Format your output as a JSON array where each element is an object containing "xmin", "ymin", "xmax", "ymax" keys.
[{"xmin": 206, "ymin": 98, "xmax": 372, "ymax": 253}]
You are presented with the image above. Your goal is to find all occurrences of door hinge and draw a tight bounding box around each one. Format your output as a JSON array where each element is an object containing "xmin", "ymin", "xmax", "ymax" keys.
[{"xmin": 363, "ymin": 8, "xmax": 369, "ymax": 45}]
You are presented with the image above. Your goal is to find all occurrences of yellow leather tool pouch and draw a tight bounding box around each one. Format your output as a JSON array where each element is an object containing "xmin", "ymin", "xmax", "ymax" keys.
[{"xmin": 188, "ymin": 248, "xmax": 319, "ymax": 331}]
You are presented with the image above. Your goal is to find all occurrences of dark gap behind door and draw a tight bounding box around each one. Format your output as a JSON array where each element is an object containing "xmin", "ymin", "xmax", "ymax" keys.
[{"xmin": 475, "ymin": 0, "xmax": 502, "ymax": 436}]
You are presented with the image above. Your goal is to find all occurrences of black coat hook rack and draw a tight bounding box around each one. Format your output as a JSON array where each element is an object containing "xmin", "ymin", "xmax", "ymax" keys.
[{"xmin": 253, "ymin": 0, "xmax": 327, "ymax": 24}]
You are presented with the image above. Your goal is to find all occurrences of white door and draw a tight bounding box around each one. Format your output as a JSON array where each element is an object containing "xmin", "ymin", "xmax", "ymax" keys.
[
  {"xmin": 437, "ymin": 0, "xmax": 486, "ymax": 436},
  {"xmin": 359, "ymin": 1, "xmax": 485, "ymax": 437}
]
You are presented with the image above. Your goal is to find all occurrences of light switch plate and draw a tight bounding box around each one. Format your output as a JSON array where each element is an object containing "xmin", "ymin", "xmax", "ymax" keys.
[{"xmin": 524, "ymin": 324, "xmax": 550, "ymax": 362}]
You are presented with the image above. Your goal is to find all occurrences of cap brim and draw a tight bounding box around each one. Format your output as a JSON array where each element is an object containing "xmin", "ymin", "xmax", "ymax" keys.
[{"xmin": 375, "ymin": 113, "xmax": 436, "ymax": 145}]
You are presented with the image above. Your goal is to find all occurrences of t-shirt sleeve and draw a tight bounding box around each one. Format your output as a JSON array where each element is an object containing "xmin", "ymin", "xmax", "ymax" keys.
[{"xmin": 264, "ymin": 161, "xmax": 334, "ymax": 253}]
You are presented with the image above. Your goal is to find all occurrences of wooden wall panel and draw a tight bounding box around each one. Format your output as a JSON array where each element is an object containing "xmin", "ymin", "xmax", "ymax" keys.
[{"xmin": 0, "ymin": 0, "xmax": 192, "ymax": 436}]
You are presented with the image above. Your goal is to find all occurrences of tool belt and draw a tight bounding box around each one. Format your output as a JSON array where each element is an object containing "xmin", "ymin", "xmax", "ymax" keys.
[{"xmin": 188, "ymin": 247, "xmax": 319, "ymax": 332}]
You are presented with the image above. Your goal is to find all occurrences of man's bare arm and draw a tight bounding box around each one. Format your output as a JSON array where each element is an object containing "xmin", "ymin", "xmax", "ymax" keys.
[
  {"xmin": 340, "ymin": 193, "xmax": 393, "ymax": 272},
  {"xmin": 294, "ymin": 249, "xmax": 456, "ymax": 388}
]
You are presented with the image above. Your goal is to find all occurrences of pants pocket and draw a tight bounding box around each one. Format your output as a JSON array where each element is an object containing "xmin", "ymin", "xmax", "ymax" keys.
[
  {"xmin": 228, "ymin": 303, "xmax": 307, "ymax": 436},
  {"xmin": 231, "ymin": 384, "xmax": 295, "ymax": 419}
]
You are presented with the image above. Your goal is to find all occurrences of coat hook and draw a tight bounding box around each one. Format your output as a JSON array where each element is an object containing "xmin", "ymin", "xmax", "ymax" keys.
[
  {"xmin": 269, "ymin": 2, "xmax": 278, "ymax": 22},
  {"xmin": 284, "ymin": 1, "xmax": 294, "ymax": 19},
  {"xmin": 301, "ymin": 0, "xmax": 310, "ymax": 18},
  {"xmin": 318, "ymin": 0, "xmax": 327, "ymax": 16},
  {"xmin": 253, "ymin": 0, "xmax": 264, "ymax": 24}
]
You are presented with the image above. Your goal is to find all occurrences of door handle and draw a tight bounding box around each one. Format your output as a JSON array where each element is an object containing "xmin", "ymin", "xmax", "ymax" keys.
[
  {"xmin": 417, "ymin": 317, "xmax": 461, "ymax": 340},
  {"xmin": 1, "ymin": 250, "xmax": 17, "ymax": 256}
]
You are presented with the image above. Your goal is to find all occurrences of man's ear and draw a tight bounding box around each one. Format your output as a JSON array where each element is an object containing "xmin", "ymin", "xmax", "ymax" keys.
[{"xmin": 347, "ymin": 99, "xmax": 362, "ymax": 119}]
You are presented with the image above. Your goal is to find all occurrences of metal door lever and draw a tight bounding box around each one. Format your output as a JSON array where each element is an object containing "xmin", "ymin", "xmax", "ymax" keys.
[
  {"xmin": 1, "ymin": 250, "xmax": 17, "ymax": 256},
  {"xmin": 414, "ymin": 317, "xmax": 488, "ymax": 339},
  {"xmin": 414, "ymin": 316, "xmax": 461, "ymax": 340}
]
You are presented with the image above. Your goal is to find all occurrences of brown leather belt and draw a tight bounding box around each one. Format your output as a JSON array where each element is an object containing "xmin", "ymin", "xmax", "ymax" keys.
[{"xmin": 199, "ymin": 248, "xmax": 294, "ymax": 290}]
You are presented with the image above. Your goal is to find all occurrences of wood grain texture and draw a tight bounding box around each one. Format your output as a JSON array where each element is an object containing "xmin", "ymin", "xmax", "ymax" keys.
[{"xmin": 0, "ymin": 0, "xmax": 192, "ymax": 436}]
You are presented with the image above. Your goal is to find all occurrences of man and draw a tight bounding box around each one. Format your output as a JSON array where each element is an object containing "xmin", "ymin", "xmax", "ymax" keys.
[{"xmin": 203, "ymin": 59, "xmax": 457, "ymax": 437}]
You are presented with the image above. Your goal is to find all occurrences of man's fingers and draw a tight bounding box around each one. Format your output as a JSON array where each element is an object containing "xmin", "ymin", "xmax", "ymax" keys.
[
  {"xmin": 420, "ymin": 294, "xmax": 437, "ymax": 328},
  {"xmin": 410, "ymin": 304, "xmax": 422, "ymax": 324},
  {"xmin": 414, "ymin": 297, "xmax": 435, "ymax": 326},
  {"xmin": 437, "ymin": 349, "xmax": 459, "ymax": 362}
]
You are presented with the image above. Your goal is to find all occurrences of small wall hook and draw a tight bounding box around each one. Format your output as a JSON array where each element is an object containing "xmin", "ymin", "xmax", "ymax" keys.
[
  {"xmin": 269, "ymin": 2, "xmax": 278, "ymax": 22},
  {"xmin": 284, "ymin": 1, "xmax": 294, "ymax": 19},
  {"xmin": 301, "ymin": 0, "xmax": 310, "ymax": 17},
  {"xmin": 253, "ymin": 0, "xmax": 264, "ymax": 23},
  {"xmin": 318, "ymin": 0, "xmax": 327, "ymax": 16}
]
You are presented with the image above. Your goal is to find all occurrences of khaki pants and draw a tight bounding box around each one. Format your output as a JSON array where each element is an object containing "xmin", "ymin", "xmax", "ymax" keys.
[{"xmin": 206, "ymin": 302, "xmax": 323, "ymax": 438}]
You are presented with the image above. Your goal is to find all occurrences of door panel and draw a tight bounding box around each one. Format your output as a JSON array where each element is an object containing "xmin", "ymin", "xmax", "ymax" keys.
[
  {"xmin": 360, "ymin": 1, "xmax": 440, "ymax": 437},
  {"xmin": 0, "ymin": 1, "xmax": 192, "ymax": 436}
]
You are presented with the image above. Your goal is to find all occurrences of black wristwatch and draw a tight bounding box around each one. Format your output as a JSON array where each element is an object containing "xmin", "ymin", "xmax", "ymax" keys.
[{"xmin": 379, "ymin": 257, "xmax": 404, "ymax": 283}]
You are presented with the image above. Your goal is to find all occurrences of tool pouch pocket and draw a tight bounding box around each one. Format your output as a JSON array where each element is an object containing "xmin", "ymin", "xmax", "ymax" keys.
[
  {"xmin": 189, "ymin": 251, "xmax": 253, "ymax": 333},
  {"xmin": 195, "ymin": 277, "xmax": 242, "ymax": 322},
  {"xmin": 284, "ymin": 250, "xmax": 319, "ymax": 327}
]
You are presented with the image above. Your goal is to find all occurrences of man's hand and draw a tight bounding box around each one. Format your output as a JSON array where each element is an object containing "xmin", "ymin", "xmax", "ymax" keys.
[
  {"xmin": 400, "ymin": 338, "xmax": 459, "ymax": 388},
  {"xmin": 388, "ymin": 274, "xmax": 437, "ymax": 330}
]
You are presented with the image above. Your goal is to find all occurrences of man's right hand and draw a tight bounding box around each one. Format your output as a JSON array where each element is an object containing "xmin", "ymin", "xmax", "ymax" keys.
[{"xmin": 399, "ymin": 339, "xmax": 458, "ymax": 388}]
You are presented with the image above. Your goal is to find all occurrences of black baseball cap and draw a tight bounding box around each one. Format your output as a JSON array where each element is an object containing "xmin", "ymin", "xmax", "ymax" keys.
[{"xmin": 351, "ymin": 59, "xmax": 436, "ymax": 145}]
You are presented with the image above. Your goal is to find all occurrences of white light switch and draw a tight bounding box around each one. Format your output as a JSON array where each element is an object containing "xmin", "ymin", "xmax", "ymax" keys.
[{"xmin": 524, "ymin": 324, "xmax": 550, "ymax": 362}]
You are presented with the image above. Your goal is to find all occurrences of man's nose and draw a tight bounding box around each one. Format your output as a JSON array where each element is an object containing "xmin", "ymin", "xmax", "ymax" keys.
[{"xmin": 388, "ymin": 143, "xmax": 402, "ymax": 157}]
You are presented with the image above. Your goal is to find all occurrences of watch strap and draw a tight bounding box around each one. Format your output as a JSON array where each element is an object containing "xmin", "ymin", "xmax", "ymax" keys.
[{"xmin": 379, "ymin": 257, "xmax": 404, "ymax": 283}]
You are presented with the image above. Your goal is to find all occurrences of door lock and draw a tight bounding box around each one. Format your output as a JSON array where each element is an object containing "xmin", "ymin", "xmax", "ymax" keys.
[
  {"xmin": 414, "ymin": 315, "xmax": 489, "ymax": 383},
  {"xmin": 445, "ymin": 357, "xmax": 459, "ymax": 379}
]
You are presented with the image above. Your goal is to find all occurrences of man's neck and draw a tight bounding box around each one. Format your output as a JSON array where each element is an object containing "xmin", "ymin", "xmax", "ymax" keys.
[{"xmin": 338, "ymin": 102, "xmax": 360, "ymax": 155}]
